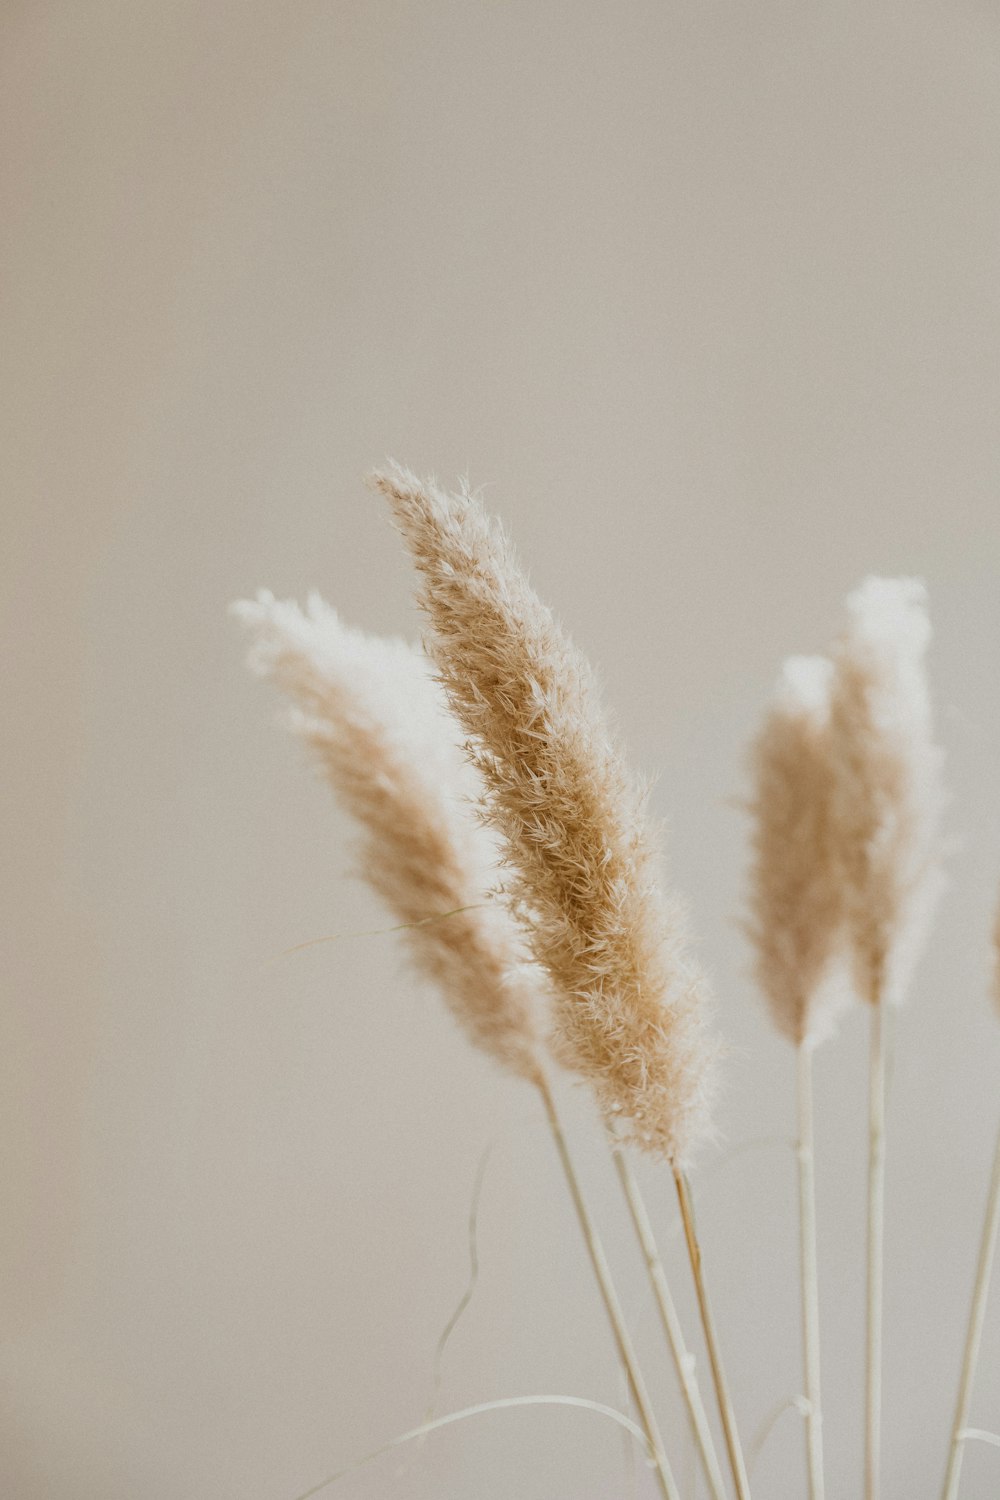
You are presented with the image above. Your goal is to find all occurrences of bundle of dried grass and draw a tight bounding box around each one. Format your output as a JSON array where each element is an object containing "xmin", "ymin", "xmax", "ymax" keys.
[
  {"xmin": 232, "ymin": 589, "xmax": 542, "ymax": 1083},
  {"xmin": 371, "ymin": 463, "xmax": 717, "ymax": 1169},
  {"xmin": 234, "ymin": 587, "xmax": 683, "ymax": 1500},
  {"xmin": 232, "ymin": 512, "xmax": 1000, "ymax": 1500}
]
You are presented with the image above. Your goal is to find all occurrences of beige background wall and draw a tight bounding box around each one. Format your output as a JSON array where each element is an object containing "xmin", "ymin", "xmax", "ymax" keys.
[{"xmin": 3, "ymin": 3, "xmax": 1000, "ymax": 1496}]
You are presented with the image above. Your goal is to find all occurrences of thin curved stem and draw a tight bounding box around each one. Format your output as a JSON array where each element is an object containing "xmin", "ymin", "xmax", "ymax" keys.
[
  {"xmin": 537, "ymin": 1074, "xmax": 681, "ymax": 1500},
  {"xmin": 291, "ymin": 1392, "xmax": 653, "ymax": 1499},
  {"xmin": 957, "ymin": 1428, "xmax": 1000, "ymax": 1450},
  {"xmin": 797, "ymin": 1044, "xmax": 825, "ymax": 1500},
  {"xmin": 608, "ymin": 1134, "xmax": 727, "ymax": 1500},
  {"xmin": 674, "ymin": 1166, "xmax": 752, "ymax": 1500},
  {"xmin": 941, "ymin": 1117, "xmax": 1000, "ymax": 1500}
]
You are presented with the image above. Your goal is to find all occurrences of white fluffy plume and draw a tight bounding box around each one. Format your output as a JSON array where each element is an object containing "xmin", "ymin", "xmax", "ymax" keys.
[
  {"xmin": 826, "ymin": 577, "xmax": 946, "ymax": 1007},
  {"xmin": 233, "ymin": 589, "xmax": 543, "ymax": 1082}
]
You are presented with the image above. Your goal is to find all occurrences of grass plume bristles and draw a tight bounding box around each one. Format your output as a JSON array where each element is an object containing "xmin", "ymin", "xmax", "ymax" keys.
[
  {"xmin": 827, "ymin": 576, "xmax": 946, "ymax": 1009},
  {"xmin": 233, "ymin": 589, "xmax": 542, "ymax": 1083},
  {"xmin": 747, "ymin": 654, "xmax": 846, "ymax": 1050},
  {"xmin": 371, "ymin": 463, "xmax": 717, "ymax": 1169}
]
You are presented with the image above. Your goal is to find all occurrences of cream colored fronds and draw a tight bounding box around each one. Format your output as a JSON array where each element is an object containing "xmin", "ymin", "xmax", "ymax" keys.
[
  {"xmin": 827, "ymin": 576, "xmax": 946, "ymax": 1007},
  {"xmin": 233, "ymin": 589, "xmax": 542, "ymax": 1083},
  {"xmin": 371, "ymin": 463, "xmax": 717, "ymax": 1165},
  {"xmin": 747, "ymin": 655, "xmax": 848, "ymax": 1048}
]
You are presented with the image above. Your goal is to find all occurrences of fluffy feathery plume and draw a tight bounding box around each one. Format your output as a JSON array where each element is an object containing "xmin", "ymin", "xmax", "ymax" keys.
[
  {"xmin": 826, "ymin": 577, "xmax": 946, "ymax": 1007},
  {"xmin": 747, "ymin": 654, "xmax": 848, "ymax": 1048},
  {"xmin": 232, "ymin": 589, "xmax": 542, "ymax": 1083},
  {"xmin": 371, "ymin": 463, "xmax": 717, "ymax": 1166}
]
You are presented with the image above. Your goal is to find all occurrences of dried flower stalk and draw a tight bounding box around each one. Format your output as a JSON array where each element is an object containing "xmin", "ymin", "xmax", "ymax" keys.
[
  {"xmin": 371, "ymin": 462, "xmax": 717, "ymax": 1168},
  {"xmin": 373, "ymin": 463, "xmax": 746, "ymax": 1496},
  {"xmin": 746, "ymin": 652, "xmax": 846, "ymax": 1500},
  {"xmin": 942, "ymin": 893, "xmax": 1000, "ymax": 1500},
  {"xmin": 826, "ymin": 576, "xmax": 945, "ymax": 1500},
  {"xmin": 608, "ymin": 1134, "xmax": 727, "ymax": 1500},
  {"xmin": 234, "ymin": 589, "xmax": 681, "ymax": 1499},
  {"xmin": 536, "ymin": 1074, "xmax": 682, "ymax": 1500},
  {"xmin": 673, "ymin": 1167, "xmax": 752, "ymax": 1500}
]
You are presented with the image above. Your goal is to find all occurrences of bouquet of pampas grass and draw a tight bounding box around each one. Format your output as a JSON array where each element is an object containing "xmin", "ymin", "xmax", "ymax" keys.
[{"xmin": 234, "ymin": 468, "xmax": 998, "ymax": 1500}]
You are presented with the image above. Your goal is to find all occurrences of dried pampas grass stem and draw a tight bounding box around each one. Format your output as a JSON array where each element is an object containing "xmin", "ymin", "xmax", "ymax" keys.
[
  {"xmin": 941, "ymin": 1118, "xmax": 1000, "ymax": 1500},
  {"xmin": 797, "ymin": 1043, "xmax": 825, "ymax": 1500},
  {"xmin": 865, "ymin": 1001, "xmax": 887, "ymax": 1500},
  {"xmin": 673, "ymin": 1169, "xmax": 753, "ymax": 1500},
  {"xmin": 942, "ymin": 903, "xmax": 1000, "ymax": 1500},
  {"xmin": 536, "ymin": 1074, "xmax": 682, "ymax": 1500},
  {"xmin": 607, "ymin": 1137, "xmax": 727, "ymax": 1500}
]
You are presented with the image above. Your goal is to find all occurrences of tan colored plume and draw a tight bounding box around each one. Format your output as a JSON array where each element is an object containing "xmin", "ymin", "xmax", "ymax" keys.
[
  {"xmin": 232, "ymin": 589, "xmax": 542, "ymax": 1083},
  {"xmin": 371, "ymin": 463, "xmax": 717, "ymax": 1166},
  {"xmin": 826, "ymin": 576, "xmax": 946, "ymax": 1007},
  {"xmin": 747, "ymin": 654, "xmax": 848, "ymax": 1048}
]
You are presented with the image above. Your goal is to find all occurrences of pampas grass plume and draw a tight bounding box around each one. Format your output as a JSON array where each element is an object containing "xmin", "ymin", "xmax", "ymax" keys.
[
  {"xmin": 747, "ymin": 654, "xmax": 847, "ymax": 1049},
  {"xmin": 371, "ymin": 463, "xmax": 717, "ymax": 1167},
  {"xmin": 827, "ymin": 577, "xmax": 946, "ymax": 1007},
  {"xmin": 233, "ymin": 589, "xmax": 542, "ymax": 1084}
]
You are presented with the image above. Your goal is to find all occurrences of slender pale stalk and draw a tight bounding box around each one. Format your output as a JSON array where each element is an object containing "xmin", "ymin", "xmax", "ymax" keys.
[
  {"xmin": 608, "ymin": 1134, "xmax": 728, "ymax": 1500},
  {"xmin": 866, "ymin": 1000, "xmax": 886, "ymax": 1500},
  {"xmin": 797, "ymin": 1044, "xmax": 825, "ymax": 1500},
  {"xmin": 536, "ymin": 1075, "xmax": 681, "ymax": 1500},
  {"xmin": 673, "ymin": 1167, "xmax": 752, "ymax": 1500},
  {"xmin": 941, "ymin": 1117, "xmax": 1000, "ymax": 1500}
]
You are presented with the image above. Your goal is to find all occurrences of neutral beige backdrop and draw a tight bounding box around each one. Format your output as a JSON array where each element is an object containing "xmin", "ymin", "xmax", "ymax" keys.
[{"xmin": 3, "ymin": 3, "xmax": 1000, "ymax": 1497}]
